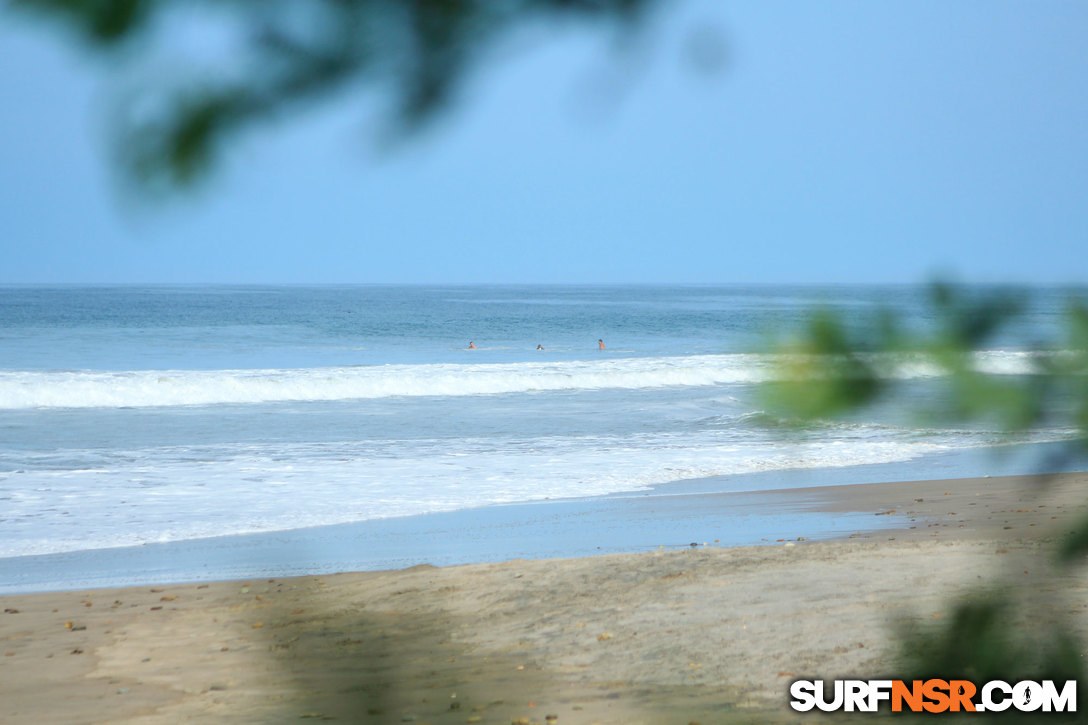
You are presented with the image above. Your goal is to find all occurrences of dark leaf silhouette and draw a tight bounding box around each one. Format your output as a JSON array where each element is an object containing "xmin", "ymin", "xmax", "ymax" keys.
[{"xmin": 12, "ymin": 0, "xmax": 660, "ymax": 190}]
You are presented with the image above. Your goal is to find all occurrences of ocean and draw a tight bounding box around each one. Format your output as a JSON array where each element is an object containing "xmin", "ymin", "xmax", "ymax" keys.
[{"xmin": 0, "ymin": 284, "xmax": 1080, "ymax": 562}]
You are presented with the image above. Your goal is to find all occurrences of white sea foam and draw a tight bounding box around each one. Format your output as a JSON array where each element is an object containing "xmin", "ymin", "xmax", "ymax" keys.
[
  {"xmin": 0, "ymin": 351, "xmax": 1044, "ymax": 410},
  {"xmin": 878, "ymin": 350, "xmax": 1044, "ymax": 378},
  {"xmin": 0, "ymin": 436, "xmax": 979, "ymax": 557},
  {"xmin": 0, "ymin": 356, "xmax": 770, "ymax": 409},
  {"xmin": 1, "ymin": 423, "xmax": 1073, "ymax": 558}
]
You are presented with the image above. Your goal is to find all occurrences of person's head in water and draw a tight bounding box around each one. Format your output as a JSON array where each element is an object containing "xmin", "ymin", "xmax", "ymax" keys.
[
  {"xmin": 598, "ymin": 339, "xmax": 605, "ymax": 350},
  {"xmin": 468, "ymin": 341, "xmax": 476, "ymax": 349},
  {"xmin": 536, "ymin": 344, "xmax": 544, "ymax": 350}
]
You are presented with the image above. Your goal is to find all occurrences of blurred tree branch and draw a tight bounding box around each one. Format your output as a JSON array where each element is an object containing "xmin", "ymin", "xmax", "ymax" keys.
[
  {"xmin": 765, "ymin": 283, "xmax": 1086, "ymax": 439},
  {"xmin": 10, "ymin": 0, "xmax": 660, "ymax": 191},
  {"xmin": 765, "ymin": 283, "xmax": 1088, "ymax": 711}
]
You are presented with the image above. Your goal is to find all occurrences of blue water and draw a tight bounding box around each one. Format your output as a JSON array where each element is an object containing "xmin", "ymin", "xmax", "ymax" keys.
[{"xmin": 0, "ymin": 284, "xmax": 1080, "ymax": 559}]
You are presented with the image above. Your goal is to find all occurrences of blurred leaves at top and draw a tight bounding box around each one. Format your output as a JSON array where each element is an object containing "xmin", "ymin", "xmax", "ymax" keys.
[
  {"xmin": 10, "ymin": 0, "xmax": 661, "ymax": 193},
  {"xmin": 764, "ymin": 282, "xmax": 1088, "ymax": 449}
]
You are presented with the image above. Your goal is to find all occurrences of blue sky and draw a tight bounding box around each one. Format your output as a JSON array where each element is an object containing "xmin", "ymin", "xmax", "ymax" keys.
[{"xmin": 2, "ymin": 1, "xmax": 1087, "ymax": 284}]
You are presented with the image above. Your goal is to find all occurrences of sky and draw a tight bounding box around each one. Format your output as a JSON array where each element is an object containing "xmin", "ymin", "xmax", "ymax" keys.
[{"xmin": 1, "ymin": 0, "xmax": 1087, "ymax": 285}]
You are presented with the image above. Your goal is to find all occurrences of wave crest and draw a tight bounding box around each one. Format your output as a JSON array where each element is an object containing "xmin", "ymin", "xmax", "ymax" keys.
[{"xmin": 0, "ymin": 350, "xmax": 1042, "ymax": 410}]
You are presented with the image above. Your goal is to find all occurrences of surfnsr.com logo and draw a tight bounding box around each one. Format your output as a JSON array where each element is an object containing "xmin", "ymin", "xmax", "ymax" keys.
[{"xmin": 790, "ymin": 679, "xmax": 1077, "ymax": 713}]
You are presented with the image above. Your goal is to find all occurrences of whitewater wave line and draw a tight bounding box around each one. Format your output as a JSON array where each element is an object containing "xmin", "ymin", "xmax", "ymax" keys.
[{"xmin": 0, "ymin": 352, "xmax": 1042, "ymax": 410}]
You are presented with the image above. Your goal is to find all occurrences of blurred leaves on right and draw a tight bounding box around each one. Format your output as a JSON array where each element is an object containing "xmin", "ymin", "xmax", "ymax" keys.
[
  {"xmin": 764, "ymin": 282, "xmax": 1088, "ymax": 445},
  {"xmin": 763, "ymin": 281, "xmax": 1088, "ymax": 719}
]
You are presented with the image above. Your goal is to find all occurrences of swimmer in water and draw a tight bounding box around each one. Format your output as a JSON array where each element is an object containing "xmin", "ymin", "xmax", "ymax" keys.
[
  {"xmin": 598, "ymin": 339, "xmax": 605, "ymax": 350},
  {"xmin": 536, "ymin": 344, "xmax": 544, "ymax": 350},
  {"xmin": 468, "ymin": 341, "xmax": 477, "ymax": 349}
]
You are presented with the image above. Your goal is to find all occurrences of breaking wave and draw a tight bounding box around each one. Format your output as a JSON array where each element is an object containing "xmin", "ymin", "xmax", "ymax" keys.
[{"xmin": 0, "ymin": 351, "xmax": 1043, "ymax": 410}]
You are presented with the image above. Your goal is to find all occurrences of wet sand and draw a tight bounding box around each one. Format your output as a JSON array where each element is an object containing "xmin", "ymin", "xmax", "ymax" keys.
[{"xmin": 2, "ymin": 472, "xmax": 1086, "ymax": 724}]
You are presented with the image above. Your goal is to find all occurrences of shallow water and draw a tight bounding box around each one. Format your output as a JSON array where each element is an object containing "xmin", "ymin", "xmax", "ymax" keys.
[{"xmin": 0, "ymin": 284, "xmax": 1079, "ymax": 558}]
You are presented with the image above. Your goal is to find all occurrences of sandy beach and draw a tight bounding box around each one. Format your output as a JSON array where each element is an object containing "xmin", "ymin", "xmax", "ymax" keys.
[{"xmin": 2, "ymin": 471, "xmax": 1087, "ymax": 724}]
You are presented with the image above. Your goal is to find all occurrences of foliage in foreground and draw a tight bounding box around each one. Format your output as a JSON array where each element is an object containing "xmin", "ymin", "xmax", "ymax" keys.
[
  {"xmin": 11, "ymin": 0, "xmax": 662, "ymax": 192},
  {"xmin": 766, "ymin": 283, "xmax": 1088, "ymax": 719}
]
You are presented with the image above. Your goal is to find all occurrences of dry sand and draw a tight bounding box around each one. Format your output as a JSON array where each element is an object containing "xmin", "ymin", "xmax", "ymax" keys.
[{"xmin": 2, "ymin": 472, "xmax": 1087, "ymax": 724}]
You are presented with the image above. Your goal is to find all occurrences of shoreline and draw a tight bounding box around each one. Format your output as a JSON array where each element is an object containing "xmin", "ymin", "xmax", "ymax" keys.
[
  {"xmin": 0, "ymin": 482, "xmax": 900, "ymax": 596},
  {"xmin": 2, "ymin": 472, "xmax": 1087, "ymax": 723},
  {"xmin": 3, "ymin": 440, "xmax": 1081, "ymax": 595}
]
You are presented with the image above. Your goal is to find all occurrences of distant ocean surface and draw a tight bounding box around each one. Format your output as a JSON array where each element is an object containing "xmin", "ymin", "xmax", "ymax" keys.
[{"xmin": 0, "ymin": 284, "xmax": 1080, "ymax": 559}]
